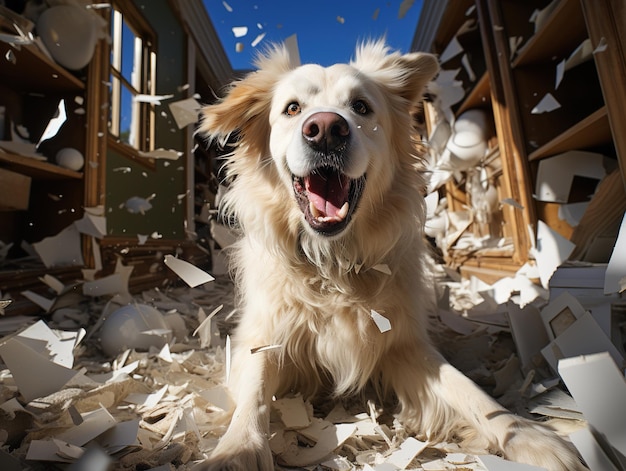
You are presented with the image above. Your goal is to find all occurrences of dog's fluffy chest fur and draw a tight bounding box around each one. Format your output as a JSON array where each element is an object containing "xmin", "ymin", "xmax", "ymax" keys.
[{"xmin": 233, "ymin": 238, "xmax": 428, "ymax": 398}]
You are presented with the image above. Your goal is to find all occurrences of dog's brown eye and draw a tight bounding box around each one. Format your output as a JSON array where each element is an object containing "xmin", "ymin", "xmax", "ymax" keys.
[
  {"xmin": 285, "ymin": 102, "xmax": 301, "ymax": 116},
  {"xmin": 352, "ymin": 100, "xmax": 370, "ymax": 115}
]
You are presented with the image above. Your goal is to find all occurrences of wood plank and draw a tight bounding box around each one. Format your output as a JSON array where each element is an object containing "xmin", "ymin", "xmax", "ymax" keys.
[
  {"xmin": 528, "ymin": 107, "xmax": 612, "ymax": 161},
  {"xmin": 456, "ymin": 71, "xmax": 491, "ymax": 116},
  {"xmin": 0, "ymin": 152, "xmax": 82, "ymax": 180},
  {"xmin": 580, "ymin": 0, "xmax": 626, "ymax": 190},
  {"xmin": 0, "ymin": 42, "xmax": 84, "ymax": 93},
  {"xmin": 480, "ymin": 0, "xmax": 535, "ymax": 264},
  {"xmin": 513, "ymin": 0, "xmax": 587, "ymax": 67}
]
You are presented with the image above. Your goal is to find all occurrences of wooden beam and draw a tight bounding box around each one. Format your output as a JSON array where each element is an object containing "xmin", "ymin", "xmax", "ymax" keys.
[{"xmin": 477, "ymin": 0, "xmax": 536, "ymax": 264}]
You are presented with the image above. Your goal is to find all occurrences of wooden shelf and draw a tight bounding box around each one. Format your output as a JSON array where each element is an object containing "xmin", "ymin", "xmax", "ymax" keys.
[
  {"xmin": 456, "ymin": 72, "xmax": 491, "ymax": 116},
  {"xmin": 512, "ymin": 0, "xmax": 587, "ymax": 68},
  {"xmin": 528, "ymin": 106, "xmax": 612, "ymax": 161},
  {"xmin": 0, "ymin": 151, "xmax": 82, "ymax": 180},
  {"xmin": 0, "ymin": 42, "xmax": 85, "ymax": 93}
]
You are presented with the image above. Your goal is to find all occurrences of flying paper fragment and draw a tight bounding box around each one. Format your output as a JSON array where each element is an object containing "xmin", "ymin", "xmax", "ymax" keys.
[{"xmin": 164, "ymin": 254, "xmax": 214, "ymax": 287}]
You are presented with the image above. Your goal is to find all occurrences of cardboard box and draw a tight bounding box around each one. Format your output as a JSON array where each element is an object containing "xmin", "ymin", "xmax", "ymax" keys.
[{"xmin": 0, "ymin": 167, "xmax": 31, "ymax": 210}]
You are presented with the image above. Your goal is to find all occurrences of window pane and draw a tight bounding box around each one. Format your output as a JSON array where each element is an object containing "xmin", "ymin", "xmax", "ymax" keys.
[
  {"xmin": 121, "ymin": 18, "xmax": 139, "ymax": 85},
  {"xmin": 119, "ymin": 85, "xmax": 134, "ymax": 146}
]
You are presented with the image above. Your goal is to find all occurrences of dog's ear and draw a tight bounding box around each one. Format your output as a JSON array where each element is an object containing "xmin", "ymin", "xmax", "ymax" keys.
[
  {"xmin": 352, "ymin": 40, "xmax": 439, "ymax": 105},
  {"xmin": 199, "ymin": 44, "xmax": 294, "ymax": 152}
]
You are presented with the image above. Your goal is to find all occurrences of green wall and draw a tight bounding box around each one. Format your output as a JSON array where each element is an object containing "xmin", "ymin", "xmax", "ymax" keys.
[{"xmin": 106, "ymin": 0, "xmax": 189, "ymax": 240}]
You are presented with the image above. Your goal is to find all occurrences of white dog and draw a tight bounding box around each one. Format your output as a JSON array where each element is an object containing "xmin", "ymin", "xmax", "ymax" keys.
[{"xmin": 197, "ymin": 41, "xmax": 584, "ymax": 471}]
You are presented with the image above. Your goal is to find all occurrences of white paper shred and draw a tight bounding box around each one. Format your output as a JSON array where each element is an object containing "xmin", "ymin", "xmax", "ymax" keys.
[
  {"xmin": 164, "ymin": 255, "xmax": 214, "ymax": 288},
  {"xmin": 370, "ymin": 310, "xmax": 392, "ymax": 333}
]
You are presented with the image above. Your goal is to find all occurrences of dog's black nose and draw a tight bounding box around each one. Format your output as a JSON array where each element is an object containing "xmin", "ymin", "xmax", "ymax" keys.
[{"xmin": 302, "ymin": 112, "xmax": 349, "ymax": 153}]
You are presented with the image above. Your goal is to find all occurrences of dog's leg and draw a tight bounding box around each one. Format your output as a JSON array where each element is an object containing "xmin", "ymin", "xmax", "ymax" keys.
[
  {"xmin": 194, "ymin": 346, "xmax": 279, "ymax": 471},
  {"xmin": 385, "ymin": 347, "xmax": 586, "ymax": 471}
]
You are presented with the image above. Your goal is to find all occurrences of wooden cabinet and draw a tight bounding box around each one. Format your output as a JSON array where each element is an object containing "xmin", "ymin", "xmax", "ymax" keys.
[
  {"xmin": 421, "ymin": 0, "xmax": 626, "ymax": 281},
  {"xmin": 0, "ymin": 40, "xmax": 89, "ymax": 248}
]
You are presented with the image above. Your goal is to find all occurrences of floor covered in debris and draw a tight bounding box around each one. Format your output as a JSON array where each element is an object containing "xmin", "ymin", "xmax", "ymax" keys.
[{"xmin": 0, "ymin": 246, "xmax": 624, "ymax": 471}]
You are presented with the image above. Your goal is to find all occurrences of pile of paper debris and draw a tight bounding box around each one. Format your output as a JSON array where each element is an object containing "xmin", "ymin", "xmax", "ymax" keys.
[{"xmin": 0, "ymin": 245, "xmax": 624, "ymax": 471}]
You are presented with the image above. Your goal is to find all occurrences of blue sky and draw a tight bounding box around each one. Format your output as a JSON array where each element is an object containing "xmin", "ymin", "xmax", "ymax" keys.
[{"xmin": 203, "ymin": 0, "xmax": 424, "ymax": 70}]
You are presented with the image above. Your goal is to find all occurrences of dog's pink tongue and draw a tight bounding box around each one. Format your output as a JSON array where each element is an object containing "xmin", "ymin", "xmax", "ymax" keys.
[{"xmin": 305, "ymin": 174, "xmax": 349, "ymax": 218}]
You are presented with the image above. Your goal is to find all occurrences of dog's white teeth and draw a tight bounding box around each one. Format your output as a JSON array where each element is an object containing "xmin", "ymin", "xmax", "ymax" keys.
[
  {"xmin": 338, "ymin": 202, "xmax": 349, "ymax": 219},
  {"xmin": 309, "ymin": 202, "xmax": 321, "ymax": 219}
]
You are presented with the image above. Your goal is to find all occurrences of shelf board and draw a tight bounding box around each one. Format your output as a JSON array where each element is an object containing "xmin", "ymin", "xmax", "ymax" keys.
[
  {"xmin": 0, "ymin": 42, "xmax": 85, "ymax": 93},
  {"xmin": 512, "ymin": 0, "xmax": 587, "ymax": 68},
  {"xmin": 0, "ymin": 151, "xmax": 83, "ymax": 180},
  {"xmin": 456, "ymin": 72, "xmax": 491, "ymax": 116},
  {"xmin": 528, "ymin": 106, "xmax": 612, "ymax": 161}
]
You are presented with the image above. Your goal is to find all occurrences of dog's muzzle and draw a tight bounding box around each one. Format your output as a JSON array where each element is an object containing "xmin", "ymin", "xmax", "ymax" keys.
[{"xmin": 292, "ymin": 112, "xmax": 365, "ymax": 236}]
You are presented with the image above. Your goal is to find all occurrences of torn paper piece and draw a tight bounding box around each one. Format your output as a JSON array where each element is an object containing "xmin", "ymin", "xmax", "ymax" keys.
[
  {"xmin": 94, "ymin": 419, "xmax": 140, "ymax": 454},
  {"xmin": 32, "ymin": 223, "xmax": 84, "ymax": 268},
  {"xmin": 604, "ymin": 212, "xmax": 626, "ymax": 294},
  {"xmin": 506, "ymin": 303, "xmax": 549, "ymax": 371},
  {"xmin": 20, "ymin": 290, "xmax": 54, "ymax": 312},
  {"xmin": 461, "ymin": 54, "xmax": 476, "ymax": 82},
  {"xmin": 199, "ymin": 386, "xmax": 235, "ymax": 411},
  {"xmin": 535, "ymin": 151, "xmax": 606, "ymax": 203},
  {"xmin": 284, "ymin": 34, "xmax": 301, "ymax": 67},
  {"xmin": 168, "ymin": 97, "xmax": 202, "ymax": 129},
  {"xmin": 397, "ymin": 0, "xmax": 414, "ymax": 19},
  {"xmin": 540, "ymin": 291, "xmax": 586, "ymax": 340},
  {"xmin": 56, "ymin": 406, "xmax": 117, "ymax": 446},
  {"xmin": 15, "ymin": 319, "xmax": 81, "ymax": 368},
  {"xmin": 164, "ymin": 254, "xmax": 214, "ymax": 287},
  {"xmin": 501, "ymin": 198, "xmax": 524, "ymax": 210},
  {"xmin": 532, "ymin": 220, "xmax": 575, "ymax": 289},
  {"xmin": 385, "ymin": 436, "xmax": 427, "ymax": 468},
  {"xmin": 541, "ymin": 312, "xmax": 624, "ymax": 371},
  {"xmin": 273, "ymin": 395, "xmax": 311, "ymax": 430},
  {"xmin": 556, "ymin": 59, "xmax": 565, "ymax": 89},
  {"xmin": 251, "ymin": 32, "xmax": 266, "ymax": 48},
  {"xmin": 39, "ymin": 274, "xmax": 66, "ymax": 295},
  {"xmin": 0, "ymin": 140, "xmax": 46, "ymax": 160},
  {"xmin": 372, "ymin": 264, "xmax": 391, "ymax": 275},
  {"xmin": 137, "ymin": 148, "xmax": 182, "ymax": 160},
  {"xmin": 558, "ymin": 352, "xmax": 626, "ymax": 458},
  {"xmin": 26, "ymin": 439, "xmax": 84, "ymax": 463},
  {"xmin": 37, "ymin": 99, "xmax": 67, "ymax": 147},
  {"xmin": 370, "ymin": 310, "xmax": 391, "ymax": 333},
  {"xmin": 232, "ymin": 26, "xmax": 248, "ymax": 37},
  {"xmin": 123, "ymin": 195, "xmax": 154, "ymax": 214},
  {"xmin": 439, "ymin": 36, "xmax": 463, "ymax": 64},
  {"xmin": 193, "ymin": 305, "xmax": 223, "ymax": 348},
  {"xmin": 0, "ymin": 335, "xmax": 78, "ymax": 402},
  {"xmin": 74, "ymin": 213, "xmax": 107, "ymax": 238},
  {"xmin": 569, "ymin": 427, "xmax": 619, "ymax": 471},
  {"xmin": 124, "ymin": 385, "xmax": 168, "ymax": 409},
  {"xmin": 528, "ymin": 388, "xmax": 583, "ymax": 420},
  {"xmin": 134, "ymin": 93, "xmax": 174, "ymax": 105},
  {"xmin": 278, "ymin": 422, "xmax": 357, "ymax": 467},
  {"xmin": 531, "ymin": 93, "xmax": 561, "ymax": 114},
  {"xmin": 478, "ymin": 454, "xmax": 546, "ymax": 470},
  {"xmin": 565, "ymin": 38, "xmax": 593, "ymax": 71},
  {"xmin": 593, "ymin": 37, "xmax": 608, "ymax": 54}
]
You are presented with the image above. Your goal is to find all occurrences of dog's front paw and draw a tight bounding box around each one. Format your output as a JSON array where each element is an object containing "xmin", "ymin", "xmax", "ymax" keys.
[
  {"xmin": 193, "ymin": 435, "xmax": 274, "ymax": 471},
  {"xmin": 503, "ymin": 421, "xmax": 586, "ymax": 471}
]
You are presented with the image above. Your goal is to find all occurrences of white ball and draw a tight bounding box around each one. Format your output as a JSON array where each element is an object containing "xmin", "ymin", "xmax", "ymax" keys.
[
  {"xmin": 56, "ymin": 148, "xmax": 84, "ymax": 171},
  {"xmin": 37, "ymin": 5, "xmax": 98, "ymax": 70},
  {"xmin": 100, "ymin": 304, "xmax": 172, "ymax": 357}
]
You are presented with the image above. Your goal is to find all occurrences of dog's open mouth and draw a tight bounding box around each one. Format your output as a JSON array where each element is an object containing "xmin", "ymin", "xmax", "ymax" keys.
[{"xmin": 293, "ymin": 166, "xmax": 365, "ymax": 236}]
